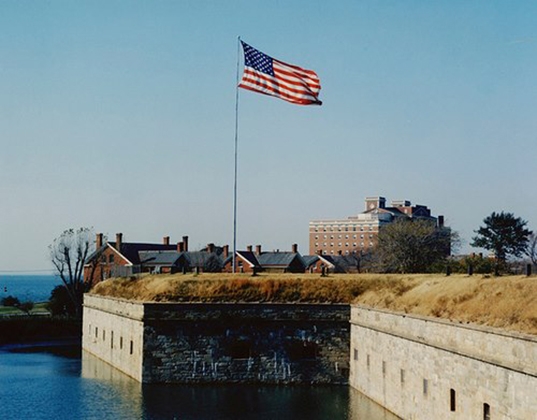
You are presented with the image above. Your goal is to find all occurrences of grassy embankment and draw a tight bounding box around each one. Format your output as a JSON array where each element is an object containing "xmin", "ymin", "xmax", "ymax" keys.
[{"xmin": 92, "ymin": 273, "xmax": 537, "ymax": 336}]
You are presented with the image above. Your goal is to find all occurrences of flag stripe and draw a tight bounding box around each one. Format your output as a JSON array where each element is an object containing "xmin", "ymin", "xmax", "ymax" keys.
[
  {"xmin": 240, "ymin": 68, "xmax": 320, "ymax": 100},
  {"xmin": 238, "ymin": 41, "xmax": 322, "ymax": 106},
  {"xmin": 239, "ymin": 73, "xmax": 320, "ymax": 105}
]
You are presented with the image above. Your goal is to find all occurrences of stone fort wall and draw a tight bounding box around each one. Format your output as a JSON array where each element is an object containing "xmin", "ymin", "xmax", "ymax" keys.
[
  {"xmin": 83, "ymin": 294, "xmax": 350, "ymax": 384},
  {"xmin": 350, "ymin": 305, "xmax": 537, "ymax": 420}
]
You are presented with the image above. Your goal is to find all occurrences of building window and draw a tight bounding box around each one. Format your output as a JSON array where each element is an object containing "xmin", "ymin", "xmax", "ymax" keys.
[
  {"xmin": 338, "ymin": 235, "xmax": 342, "ymax": 239},
  {"xmin": 103, "ymin": 330, "xmax": 106, "ymax": 341},
  {"xmin": 323, "ymin": 235, "xmax": 327, "ymax": 239},
  {"xmin": 345, "ymin": 235, "xmax": 349, "ymax": 239},
  {"xmin": 330, "ymin": 235, "xmax": 334, "ymax": 239},
  {"xmin": 360, "ymin": 234, "xmax": 364, "ymax": 239},
  {"xmin": 315, "ymin": 235, "xmax": 318, "ymax": 240},
  {"xmin": 360, "ymin": 242, "xmax": 364, "ymax": 247},
  {"xmin": 483, "ymin": 403, "xmax": 491, "ymax": 420},
  {"xmin": 109, "ymin": 254, "xmax": 114, "ymax": 263},
  {"xmin": 95, "ymin": 327, "xmax": 98, "ymax": 338},
  {"xmin": 130, "ymin": 340, "xmax": 134, "ymax": 355},
  {"xmin": 450, "ymin": 389, "xmax": 456, "ymax": 412},
  {"xmin": 338, "ymin": 243, "xmax": 342, "ymax": 247},
  {"xmin": 314, "ymin": 243, "xmax": 318, "ymax": 247},
  {"xmin": 120, "ymin": 336, "xmax": 123, "ymax": 350},
  {"xmin": 111, "ymin": 331, "xmax": 114, "ymax": 349},
  {"xmin": 353, "ymin": 243, "xmax": 357, "ymax": 247},
  {"xmin": 382, "ymin": 361, "xmax": 386, "ymax": 375},
  {"xmin": 400, "ymin": 369, "xmax": 405, "ymax": 385},
  {"xmin": 330, "ymin": 243, "xmax": 334, "ymax": 247},
  {"xmin": 423, "ymin": 379, "xmax": 428, "ymax": 396},
  {"xmin": 345, "ymin": 243, "xmax": 349, "ymax": 247},
  {"xmin": 353, "ymin": 349, "xmax": 358, "ymax": 361},
  {"xmin": 366, "ymin": 354, "xmax": 370, "ymax": 370},
  {"xmin": 352, "ymin": 227, "xmax": 356, "ymax": 231}
]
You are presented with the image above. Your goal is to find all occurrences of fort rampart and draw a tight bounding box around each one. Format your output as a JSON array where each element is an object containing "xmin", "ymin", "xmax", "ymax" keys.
[
  {"xmin": 83, "ymin": 294, "xmax": 350, "ymax": 384},
  {"xmin": 350, "ymin": 305, "xmax": 537, "ymax": 419}
]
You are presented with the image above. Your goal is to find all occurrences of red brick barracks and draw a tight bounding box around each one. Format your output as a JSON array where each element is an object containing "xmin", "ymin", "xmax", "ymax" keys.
[
  {"xmin": 83, "ymin": 196, "xmax": 443, "ymax": 285},
  {"xmin": 309, "ymin": 196, "xmax": 443, "ymax": 256}
]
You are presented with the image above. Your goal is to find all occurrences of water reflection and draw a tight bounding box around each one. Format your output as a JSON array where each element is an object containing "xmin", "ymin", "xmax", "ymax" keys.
[
  {"xmin": 0, "ymin": 345, "xmax": 399, "ymax": 420},
  {"xmin": 82, "ymin": 351, "xmax": 399, "ymax": 420}
]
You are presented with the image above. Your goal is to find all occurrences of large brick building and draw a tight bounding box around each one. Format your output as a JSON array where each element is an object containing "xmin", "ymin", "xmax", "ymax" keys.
[{"xmin": 309, "ymin": 196, "xmax": 443, "ymax": 256}]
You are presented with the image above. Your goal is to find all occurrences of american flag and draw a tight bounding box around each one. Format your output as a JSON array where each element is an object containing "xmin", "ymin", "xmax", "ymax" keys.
[{"xmin": 238, "ymin": 41, "xmax": 322, "ymax": 106}]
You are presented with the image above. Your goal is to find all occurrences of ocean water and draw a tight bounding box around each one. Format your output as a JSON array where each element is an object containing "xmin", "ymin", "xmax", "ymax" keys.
[{"xmin": 0, "ymin": 275, "xmax": 61, "ymax": 303}]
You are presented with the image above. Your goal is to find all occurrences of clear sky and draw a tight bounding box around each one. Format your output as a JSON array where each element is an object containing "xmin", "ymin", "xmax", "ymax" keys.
[{"xmin": 1, "ymin": 1, "xmax": 536, "ymax": 272}]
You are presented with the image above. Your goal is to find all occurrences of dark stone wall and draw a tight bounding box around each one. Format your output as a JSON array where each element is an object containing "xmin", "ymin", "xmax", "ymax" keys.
[{"xmin": 141, "ymin": 303, "xmax": 350, "ymax": 384}]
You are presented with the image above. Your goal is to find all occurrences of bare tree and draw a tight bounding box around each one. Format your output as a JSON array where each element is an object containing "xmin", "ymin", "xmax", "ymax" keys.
[
  {"xmin": 375, "ymin": 218, "xmax": 458, "ymax": 273},
  {"xmin": 49, "ymin": 227, "xmax": 95, "ymax": 317}
]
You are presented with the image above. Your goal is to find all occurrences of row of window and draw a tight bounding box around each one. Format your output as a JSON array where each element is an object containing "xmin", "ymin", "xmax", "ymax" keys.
[
  {"xmin": 315, "ymin": 242, "xmax": 373, "ymax": 248},
  {"xmin": 353, "ymin": 348, "xmax": 492, "ymax": 419},
  {"xmin": 90, "ymin": 324, "xmax": 134, "ymax": 355},
  {"xmin": 314, "ymin": 234, "xmax": 374, "ymax": 240},
  {"xmin": 312, "ymin": 225, "xmax": 375, "ymax": 232}
]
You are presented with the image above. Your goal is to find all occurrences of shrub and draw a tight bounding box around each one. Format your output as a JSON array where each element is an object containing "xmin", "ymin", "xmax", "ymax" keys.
[{"xmin": 1, "ymin": 295, "xmax": 20, "ymax": 307}]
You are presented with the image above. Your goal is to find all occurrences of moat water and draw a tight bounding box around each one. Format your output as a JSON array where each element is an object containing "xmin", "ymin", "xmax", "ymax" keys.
[{"xmin": 0, "ymin": 343, "xmax": 399, "ymax": 420}]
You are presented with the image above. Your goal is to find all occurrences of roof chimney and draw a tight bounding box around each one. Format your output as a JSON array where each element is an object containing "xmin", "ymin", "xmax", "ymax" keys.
[
  {"xmin": 207, "ymin": 243, "xmax": 215, "ymax": 253},
  {"xmin": 255, "ymin": 245, "xmax": 262, "ymax": 255},
  {"xmin": 292, "ymin": 243, "xmax": 298, "ymax": 253},
  {"xmin": 177, "ymin": 242, "xmax": 184, "ymax": 252},
  {"xmin": 223, "ymin": 245, "xmax": 229, "ymax": 258},
  {"xmin": 438, "ymin": 215, "xmax": 445, "ymax": 228},
  {"xmin": 182, "ymin": 236, "xmax": 189, "ymax": 252},
  {"xmin": 96, "ymin": 233, "xmax": 103, "ymax": 249},
  {"xmin": 163, "ymin": 236, "xmax": 170, "ymax": 245},
  {"xmin": 247, "ymin": 245, "xmax": 253, "ymax": 252},
  {"xmin": 115, "ymin": 233, "xmax": 123, "ymax": 251}
]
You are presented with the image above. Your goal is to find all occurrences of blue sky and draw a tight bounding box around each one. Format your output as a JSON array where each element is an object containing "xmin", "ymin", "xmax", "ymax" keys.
[{"xmin": 1, "ymin": 1, "xmax": 536, "ymax": 272}]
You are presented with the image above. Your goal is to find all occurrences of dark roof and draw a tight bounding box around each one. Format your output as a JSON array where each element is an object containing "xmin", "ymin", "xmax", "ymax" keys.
[
  {"xmin": 138, "ymin": 250, "xmax": 181, "ymax": 265},
  {"xmin": 113, "ymin": 242, "xmax": 177, "ymax": 265},
  {"xmin": 257, "ymin": 252, "xmax": 303, "ymax": 268},
  {"xmin": 85, "ymin": 242, "xmax": 178, "ymax": 265},
  {"xmin": 331, "ymin": 254, "xmax": 360, "ymax": 273},
  {"xmin": 185, "ymin": 251, "xmax": 219, "ymax": 268},
  {"xmin": 236, "ymin": 251, "xmax": 261, "ymax": 267},
  {"xmin": 302, "ymin": 255, "xmax": 319, "ymax": 268}
]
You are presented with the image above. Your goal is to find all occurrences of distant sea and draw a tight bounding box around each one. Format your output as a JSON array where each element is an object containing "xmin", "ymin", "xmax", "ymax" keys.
[{"xmin": 0, "ymin": 275, "xmax": 61, "ymax": 303}]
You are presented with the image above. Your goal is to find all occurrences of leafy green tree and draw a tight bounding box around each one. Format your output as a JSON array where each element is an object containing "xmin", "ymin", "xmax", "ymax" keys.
[
  {"xmin": 49, "ymin": 227, "xmax": 95, "ymax": 318},
  {"xmin": 375, "ymin": 218, "xmax": 457, "ymax": 273},
  {"xmin": 471, "ymin": 212, "xmax": 532, "ymax": 275}
]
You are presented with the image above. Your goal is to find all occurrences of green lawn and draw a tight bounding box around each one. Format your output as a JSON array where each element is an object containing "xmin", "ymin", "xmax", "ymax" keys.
[{"xmin": 0, "ymin": 302, "xmax": 50, "ymax": 316}]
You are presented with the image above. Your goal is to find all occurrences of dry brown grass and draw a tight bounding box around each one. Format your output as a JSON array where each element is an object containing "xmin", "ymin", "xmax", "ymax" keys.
[{"xmin": 91, "ymin": 273, "xmax": 537, "ymax": 335}]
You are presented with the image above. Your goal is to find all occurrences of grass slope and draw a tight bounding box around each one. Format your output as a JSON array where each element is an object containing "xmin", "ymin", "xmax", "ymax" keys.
[{"xmin": 91, "ymin": 273, "xmax": 537, "ymax": 336}]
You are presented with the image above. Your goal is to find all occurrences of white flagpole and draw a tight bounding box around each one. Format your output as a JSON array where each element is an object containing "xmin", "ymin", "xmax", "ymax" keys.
[{"xmin": 232, "ymin": 36, "xmax": 241, "ymax": 273}]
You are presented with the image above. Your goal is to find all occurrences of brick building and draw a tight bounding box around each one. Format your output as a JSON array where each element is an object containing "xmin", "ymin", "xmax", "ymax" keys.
[
  {"xmin": 83, "ymin": 233, "xmax": 190, "ymax": 286},
  {"xmin": 309, "ymin": 196, "xmax": 442, "ymax": 256}
]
